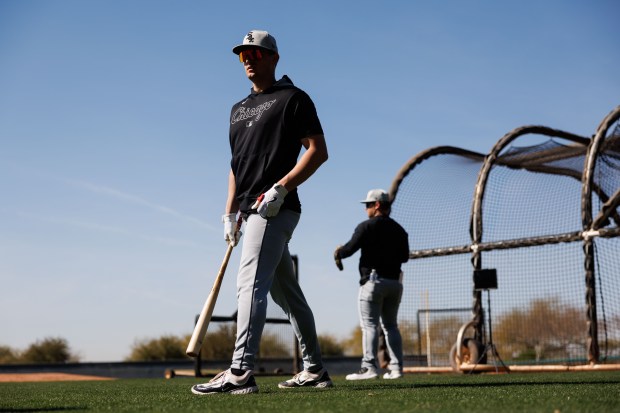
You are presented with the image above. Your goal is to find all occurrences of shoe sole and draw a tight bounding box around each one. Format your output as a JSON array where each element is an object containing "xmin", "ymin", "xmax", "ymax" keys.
[
  {"xmin": 278, "ymin": 381, "xmax": 333, "ymax": 389},
  {"xmin": 230, "ymin": 386, "xmax": 259, "ymax": 394},
  {"xmin": 345, "ymin": 375, "xmax": 378, "ymax": 380},
  {"xmin": 191, "ymin": 386, "xmax": 258, "ymax": 395}
]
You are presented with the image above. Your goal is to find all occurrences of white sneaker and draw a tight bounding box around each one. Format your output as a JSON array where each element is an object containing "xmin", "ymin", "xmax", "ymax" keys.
[
  {"xmin": 278, "ymin": 368, "xmax": 333, "ymax": 388},
  {"xmin": 345, "ymin": 367, "xmax": 378, "ymax": 380},
  {"xmin": 383, "ymin": 370, "xmax": 403, "ymax": 379},
  {"xmin": 191, "ymin": 369, "xmax": 258, "ymax": 395}
]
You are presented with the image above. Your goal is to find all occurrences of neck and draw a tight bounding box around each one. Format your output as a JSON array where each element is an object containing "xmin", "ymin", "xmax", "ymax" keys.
[
  {"xmin": 373, "ymin": 208, "xmax": 390, "ymax": 217},
  {"xmin": 252, "ymin": 76, "xmax": 276, "ymax": 93}
]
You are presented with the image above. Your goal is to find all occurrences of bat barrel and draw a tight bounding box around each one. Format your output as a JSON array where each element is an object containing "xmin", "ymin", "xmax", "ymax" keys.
[
  {"xmin": 186, "ymin": 241, "xmax": 237, "ymax": 357},
  {"xmin": 186, "ymin": 216, "xmax": 242, "ymax": 357}
]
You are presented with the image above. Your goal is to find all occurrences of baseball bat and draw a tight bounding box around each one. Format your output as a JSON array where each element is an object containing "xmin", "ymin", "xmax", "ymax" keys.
[{"xmin": 186, "ymin": 216, "xmax": 242, "ymax": 357}]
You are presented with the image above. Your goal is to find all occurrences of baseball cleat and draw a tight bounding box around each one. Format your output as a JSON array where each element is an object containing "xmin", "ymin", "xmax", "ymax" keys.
[
  {"xmin": 191, "ymin": 369, "xmax": 258, "ymax": 395},
  {"xmin": 278, "ymin": 368, "xmax": 333, "ymax": 388},
  {"xmin": 383, "ymin": 370, "xmax": 403, "ymax": 379},
  {"xmin": 345, "ymin": 367, "xmax": 378, "ymax": 380}
]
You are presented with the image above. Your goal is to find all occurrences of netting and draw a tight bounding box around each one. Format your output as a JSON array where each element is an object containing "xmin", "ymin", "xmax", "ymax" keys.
[
  {"xmin": 591, "ymin": 120, "xmax": 620, "ymax": 362},
  {"xmin": 592, "ymin": 125, "xmax": 620, "ymax": 223},
  {"xmin": 484, "ymin": 244, "xmax": 586, "ymax": 363},
  {"xmin": 486, "ymin": 142, "xmax": 585, "ymax": 241},
  {"xmin": 593, "ymin": 236, "xmax": 620, "ymax": 361},
  {"xmin": 400, "ymin": 255, "xmax": 474, "ymax": 366},
  {"xmin": 390, "ymin": 150, "xmax": 483, "ymax": 367},
  {"xmin": 390, "ymin": 106, "xmax": 620, "ymax": 368},
  {"xmin": 390, "ymin": 150, "xmax": 484, "ymax": 253}
]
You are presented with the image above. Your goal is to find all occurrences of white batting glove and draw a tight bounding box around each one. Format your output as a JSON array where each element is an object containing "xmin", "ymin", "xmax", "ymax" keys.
[
  {"xmin": 222, "ymin": 213, "xmax": 241, "ymax": 247},
  {"xmin": 251, "ymin": 184, "xmax": 288, "ymax": 218}
]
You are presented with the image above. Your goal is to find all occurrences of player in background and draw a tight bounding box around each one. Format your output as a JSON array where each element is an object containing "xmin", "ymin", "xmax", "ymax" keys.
[{"xmin": 334, "ymin": 189, "xmax": 410, "ymax": 380}]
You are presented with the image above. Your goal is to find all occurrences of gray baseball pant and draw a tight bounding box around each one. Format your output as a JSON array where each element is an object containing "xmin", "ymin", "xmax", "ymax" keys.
[
  {"xmin": 358, "ymin": 277, "xmax": 404, "ymax": 372},
  {"xmin": 231, "ymin": 209, "xmax": 323, "ymax": 372}
]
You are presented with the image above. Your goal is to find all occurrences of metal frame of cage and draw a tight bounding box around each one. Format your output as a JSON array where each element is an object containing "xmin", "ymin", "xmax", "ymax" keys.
[{"xmin": 389, "ymin": 105, "xmax": 620, "ymax": 369}]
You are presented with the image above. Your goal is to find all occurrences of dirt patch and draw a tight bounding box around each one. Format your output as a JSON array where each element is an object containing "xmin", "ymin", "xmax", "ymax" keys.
[{"xmin": 0, "ymin": 373, "xmax": 116, "ymax": 382}]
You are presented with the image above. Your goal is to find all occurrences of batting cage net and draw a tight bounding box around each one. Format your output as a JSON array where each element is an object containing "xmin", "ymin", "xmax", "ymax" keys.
[{"xmin": 390, "ymin": 105, "xmax": 620, "ymax": 370}]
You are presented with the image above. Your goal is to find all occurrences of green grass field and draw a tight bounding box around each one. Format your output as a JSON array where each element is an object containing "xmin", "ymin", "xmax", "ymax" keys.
[{"xmin": 1, "ymin": 371, "xmax": 618, "ymax": 412}]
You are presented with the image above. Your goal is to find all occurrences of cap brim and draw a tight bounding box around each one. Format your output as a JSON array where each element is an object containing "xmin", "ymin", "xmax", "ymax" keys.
[
  {"xmin": 232, "ymin": 44, "xmax": 247, "ymax": 54},
  {"xmin": 232, "ymin": 44, "xmax": 275, "ymax": 54}
]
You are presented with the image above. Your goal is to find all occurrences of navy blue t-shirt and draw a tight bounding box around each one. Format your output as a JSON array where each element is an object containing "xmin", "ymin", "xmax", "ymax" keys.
[{"xmin": 229, "ymin": 75, "xmax": 323, "ymax": 213}]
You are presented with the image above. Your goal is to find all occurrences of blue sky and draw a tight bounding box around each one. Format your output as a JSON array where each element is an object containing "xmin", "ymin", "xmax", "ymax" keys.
[{"xmin": 1, "ymin": 0, "xmax": 618, "ymax": 362}]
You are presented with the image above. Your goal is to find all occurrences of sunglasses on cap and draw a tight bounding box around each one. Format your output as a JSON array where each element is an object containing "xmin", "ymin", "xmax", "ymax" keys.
[{"xmin": 239, "ymin": 48, "xmax": 271, "ymax": 62}]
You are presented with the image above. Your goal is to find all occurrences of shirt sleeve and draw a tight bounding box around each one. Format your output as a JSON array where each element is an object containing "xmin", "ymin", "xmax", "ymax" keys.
[
  {"xmin": 291, "ymin": 91, "xmax": 323, "ymax": 139},
  {"xmin": 338, "ymin": 222, "xmax": 366, "ymax": 259},
  {"xmin": 399, "ymin": 229, "xmax": 410, "ymax": 263}
]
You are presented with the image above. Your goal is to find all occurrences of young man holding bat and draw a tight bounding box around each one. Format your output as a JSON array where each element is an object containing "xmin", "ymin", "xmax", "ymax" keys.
[
  {"xmin": 191, "ymin": 30, "xmax": 332, "ymax": 395},
  {"xmin": 334, "ymin": 189, "xmax": 409, "ymax": 380}
]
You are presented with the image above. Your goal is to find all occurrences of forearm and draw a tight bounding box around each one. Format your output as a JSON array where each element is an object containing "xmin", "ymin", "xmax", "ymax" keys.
[
  {"xmin": 338, "ymin": 240, "xmax": 358, "ymax": 259},
  {"xmin": 278, "ymin": 134, "xmax": 328, "ymax": 191},
  {"xmin": 225, "ymin": 169, "xmax": 239, "ymax": 214},
  {"xmin": 338, "ymin": 227, "xmax": 364, "ymax": 259}
]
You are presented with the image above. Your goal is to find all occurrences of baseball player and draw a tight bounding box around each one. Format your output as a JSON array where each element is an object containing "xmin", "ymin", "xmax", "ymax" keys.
[
  {"xmin": 191, "ymin": 29, "xmax": 332, "ymax": 395},
  {"xmin": 334, "ymin": 189, "xmax": 410, "ymax": 380}
]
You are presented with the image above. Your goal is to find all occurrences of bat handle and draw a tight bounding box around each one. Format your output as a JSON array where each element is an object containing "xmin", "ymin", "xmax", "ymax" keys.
[{"xmin": 250, "ymin": 194, "xmax": 264, "ymax": 210}]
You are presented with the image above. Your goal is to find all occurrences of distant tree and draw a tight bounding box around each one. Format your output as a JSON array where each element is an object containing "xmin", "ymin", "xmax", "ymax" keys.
[
  {"xmin": 257, "ymin": 328, "xmax": 291, "ymax": 358},
  {"xmin": 417, "ymin": 315, "xmax": 464, "ymax": 361},
  {"xmin": 195, "ymin": 324, "xmax": 236, "ymax": 360},
  {"xmin": 318, "ymin": 334, "xmax": 345, "ymax": 356},
  {"xmin": 604, "ymin": 314, "xmax": 620, "ymax": 357},
  {"xmin": 20, "ymin": 337, "xmax": 79, "ymax": 363},
  {"xmin": 338, "ymin": 320, "xmax": 420, "ymax": 358},
  {"xmin": 340, "ymin": 327, "xmax": 362, "ymax": 356},
  {"xmin": 199, "ymin": 324, "xmax": 293, "ymax": 359},
  {"xmin": 399, "ymin": 320, "xmax": 419, "ymax": 355},
  {"xmin": 494, "ymin": 297, "xmax": 586, "ymax": 361},
  {"xmin": 126, "ymin": 324, "xmax": 292, "ymax": 361},
  {"xmin": 0, "ymin": 345, "xmax": 20, "ymax": 364},
  {"xmin": 126, "ymin": 335, "xmax": 187, "ymax": 361}
]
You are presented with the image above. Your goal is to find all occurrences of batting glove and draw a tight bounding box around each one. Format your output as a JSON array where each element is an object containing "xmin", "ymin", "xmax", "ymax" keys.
[
  {"xmin": 251, "ymin": 184, "xmax": 288, "ymax": 218},
  {"xmin": 222, "ymin": 213, "xmax": 242, "ymax": 247},
  {"xmin": 334, "ymin": 246, "xmax": 344, "ymax": 271}
]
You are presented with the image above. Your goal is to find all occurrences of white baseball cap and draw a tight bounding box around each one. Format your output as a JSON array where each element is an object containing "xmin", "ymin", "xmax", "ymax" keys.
[
  {"xmin": 232, "ymin": 30, "xmax": 278, "ymax": 54},
  {"xmin": 360, "ymin": 189, "xmax": 389, "ymax": 203}
]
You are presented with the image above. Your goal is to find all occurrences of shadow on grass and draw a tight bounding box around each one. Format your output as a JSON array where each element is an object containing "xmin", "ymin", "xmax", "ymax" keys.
[
  {"xmin": 342, "ymin": 379, "xmax": 620, "ymax": 392},
  {"xmin": 0, "ymin": 408, "xmax": 86, "ymax": 412}
]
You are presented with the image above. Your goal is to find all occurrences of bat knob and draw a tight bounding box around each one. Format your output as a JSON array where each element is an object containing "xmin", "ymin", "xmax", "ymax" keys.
[{"xmin": 250, "ymin": 194, "xmax": 265, "ymax": 210}]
